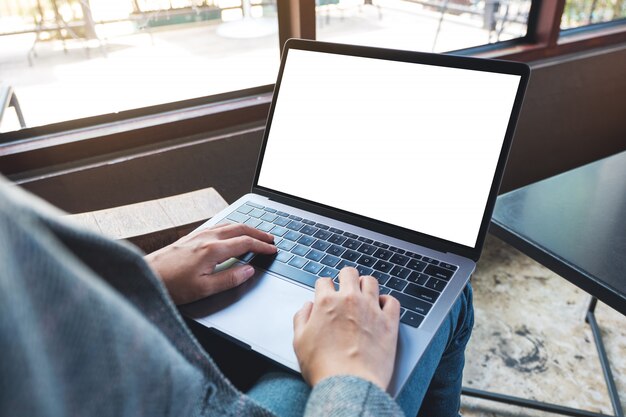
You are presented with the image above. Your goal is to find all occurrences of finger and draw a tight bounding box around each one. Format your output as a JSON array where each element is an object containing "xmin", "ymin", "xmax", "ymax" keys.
[
  {"xmin": 203, "ymin": 264, "xmax": 256, "ymax": 295},
  {"xmin": 360, "ymin": 275, "xmax": 379, "ymax": 300},
  {"xmin": 210, "ymin": 235, "xmax": 277, "ymax": 263},
  {"xmin": 380, "ymin": 294, "xmax": 401, "ymax": 318},
  {"xmin": 293, "ymin": 301, "xmax": 314, "ymax": 337},
  {"xmin": 338, "ymin": 267, "xmax": 360, "ymax": 293},
  {"xmin": 315, "ymin": 277, "xmax": 336, "ymax": 297},
  {"xmin": 211, "ymin": 223, "xmax": 275, "ymax": 244}
]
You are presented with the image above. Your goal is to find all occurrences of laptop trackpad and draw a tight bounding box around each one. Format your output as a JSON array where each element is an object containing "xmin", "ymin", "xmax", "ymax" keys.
[{"xmin": 181, "ymin": 269, "xmax": 314, "ymax": 371}]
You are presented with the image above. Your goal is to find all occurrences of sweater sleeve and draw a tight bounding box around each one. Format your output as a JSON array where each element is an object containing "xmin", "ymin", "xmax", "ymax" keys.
[{"xmin": 304, "ymin": 376, "xmax": 404, "ymax": 417}]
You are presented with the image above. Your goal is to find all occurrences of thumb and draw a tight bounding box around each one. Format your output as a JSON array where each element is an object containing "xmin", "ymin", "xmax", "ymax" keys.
[
  {"xmin": 205, "ymin": 264, "xmax": 255, "ymax": 295},
  {"xmin": 293, "ymin": 301, "xmax": 314, "ymax": 336}
]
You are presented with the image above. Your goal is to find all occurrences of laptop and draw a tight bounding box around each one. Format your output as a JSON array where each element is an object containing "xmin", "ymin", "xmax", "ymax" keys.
[{"xmin": 182, "ymin": 39, "xmax": 530, "ymax": 397}]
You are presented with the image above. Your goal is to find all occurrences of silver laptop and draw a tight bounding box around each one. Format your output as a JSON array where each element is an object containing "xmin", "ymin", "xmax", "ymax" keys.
[{"xmin": 182, "ymin": 39, "xmax": 530, "ymax": 397}]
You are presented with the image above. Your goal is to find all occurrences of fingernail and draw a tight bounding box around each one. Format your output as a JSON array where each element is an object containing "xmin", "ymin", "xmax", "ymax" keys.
[{"xmin": 241, "ymin": 265, "xmax": 255, "ymax": 279}]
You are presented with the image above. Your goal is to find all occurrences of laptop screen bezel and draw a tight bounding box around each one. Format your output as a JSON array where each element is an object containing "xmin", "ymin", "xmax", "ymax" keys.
[{"xmin": 251, "ymin": 39, "xmax": 530, "ymax": 262}]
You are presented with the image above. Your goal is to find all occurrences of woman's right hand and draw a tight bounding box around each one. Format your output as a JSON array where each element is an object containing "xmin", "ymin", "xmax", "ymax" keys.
[{"xmin": 292, "ymin": 267, "xmax": 401, "ymax": 390}]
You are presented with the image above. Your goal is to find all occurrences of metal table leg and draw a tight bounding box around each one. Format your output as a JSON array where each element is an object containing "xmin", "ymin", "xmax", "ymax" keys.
[{"xmin": 461, "ymin": 297, "xmax": 624, "ymax": 417}]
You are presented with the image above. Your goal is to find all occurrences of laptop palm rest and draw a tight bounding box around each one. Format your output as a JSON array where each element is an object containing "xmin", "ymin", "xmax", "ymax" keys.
[
  {"xmin": 182, "ymin": 267, "xmax": 314, "ymax": 371},
  {"xmin": 182, "ymin": 264, "xmax": 431, "ymax": 398}
]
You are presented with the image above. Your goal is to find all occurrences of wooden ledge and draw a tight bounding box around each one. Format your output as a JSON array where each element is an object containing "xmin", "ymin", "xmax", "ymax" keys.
[{"xmin": 67, "ymin": 188, "xmax": 228, "ymax": 253}]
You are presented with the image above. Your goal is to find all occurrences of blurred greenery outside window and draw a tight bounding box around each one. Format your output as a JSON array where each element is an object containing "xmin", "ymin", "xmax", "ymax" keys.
[{"xmin": 561, "ymin": 0, "xmax": 626, "ymax": 30}]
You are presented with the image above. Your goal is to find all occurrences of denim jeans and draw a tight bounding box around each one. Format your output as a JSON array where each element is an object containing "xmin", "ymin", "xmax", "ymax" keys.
[{"xmin": 246, "ymin": 283, "xmax": 474, "ymax": 417}]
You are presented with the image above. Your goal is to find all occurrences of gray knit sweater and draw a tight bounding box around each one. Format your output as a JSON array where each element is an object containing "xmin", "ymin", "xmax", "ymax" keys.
[{"xmin": 0, "ymin": 177, "xmax": 404, "ymax": 417}]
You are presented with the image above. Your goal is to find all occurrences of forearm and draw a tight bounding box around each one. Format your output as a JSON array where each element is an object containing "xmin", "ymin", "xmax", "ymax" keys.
[{"xmin": 304, "ymin": 376, "xmax": 404, "ymax": 417}]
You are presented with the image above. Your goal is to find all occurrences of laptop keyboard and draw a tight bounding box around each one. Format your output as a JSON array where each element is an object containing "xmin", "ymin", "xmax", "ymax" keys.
[{"xmin": 221, "ymin": 202, "xmax": 459, "ymax": 328}]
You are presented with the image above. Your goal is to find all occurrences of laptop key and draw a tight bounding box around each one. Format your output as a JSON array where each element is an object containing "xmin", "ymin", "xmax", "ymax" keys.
[
  {"xmin": 343, "ymin": 232, "xmax": 358, "ymax": 239},
  {"xmin": 439, "ymin": 262, "xmax": 458, "ymax": 271},
  {"xmin": 357, "ymin": 236, "xmax": 374, "ymax": 244},
  {"xmin": 251, "ymin": 255, "xmax": 317, "ymax": 288},
  {"xmin": 401, "ymin": 311, "xmax": 425, "ymax": 328},
  {"xmin": 305, "ymin": 249, "xmax": 324, "ymax": 262},
  {"xmin": 326, "ymin": 244, "xmax": 346, "ymax": 257},
  {"xmin": 341, "ymin": 250, "xmax": 360, "ymax": 262},
  {"xmin": 373, "ymin": 248, "xmax": 392, "ymax": 260},
  {"xmin": 236, "ymin": 205, "xmax": 254, "ymax": 214},
  {"xmin": 329, "ymin": 227, "xmax": 344, "ymax": 234},
  {"xmin": 276, "ymin": 211, "xmax": 290, "ymax": 217},
  {"xmin": 276, "ymin": 251, "xmax": 293, "ymax": 263},
  {"xmin": 227, "ymin": 212, "xmax": 249, "ymax": 223},
  {"xmin": 389, "ymin": 253, "xmax": 409, "ymax": 266},
  {"xmin": 390, "ymin": 291, "xmax": 432, "ymax": 316},
  {"xmin": 373, "ymin": 260, "xmax": 393, "ymax": 273},
  {"xmin": 247, "ymin": 202, "xmax": 264, "ymax": 209},
  {"xmin": 261, "ymin": 213, "xmax": 278, "ymax": 222},
  {"xmin": 312, "ymin": 240, "xmax": 331, "ymax": 251},
  {"xmin": 257, "ymin": 222, "xmax": 274, "ymax": 232},
  {"xmin": 320, "ymin": 254, "xmax": 340, "ymax": 268},
  {"xmin": 287, "ymin": 220, "xmax": 305, "ymax": 231},
  {"xmin": 284, "ymin": 231, "xmax": 302, "ymax": 241},
  {"xmin": 372, "ymin": 271, "xmax": 390, "ymax": 286},
  {"xmin": 424, "ymin": 264, "xmax": 454, "ymax": 280},
  {"xmin": 244, "ymin": 217, "xmax": 262, "ymax": 228},
  {"xmin": 288, "ymin": 256, "xmax": 307, "ymax": 269},
  {"xmin": 239, "ymin": 252, "xmax": 255, "ymax": 262},
  {"xmin": 407, "ymin": 271, "xmax": 429, "ymax": 285},
  {"xmin": 342, "ymin": 238, "xmax": 361, "ymax": 250},
  {"xmin": 313, "ymin": 230, "xmax": 333, "ymax": 240},
  {"xmin": 300, "ymin": 225, "xmax": 318, "ymax": 236},
  {"xmin": 289, "ymin": 215, "xmax": 303, "ymax": 221},
  {"xmin": 425, "ymin": 277, "xmax": 447, "ymax": 292},
  {"xmin": 355, "ymin": 265, "xmax": 373, "ymax": 276},
  {"xmin": 303, "ymin": 261, "xmax": 323, "ymax": 275},
  {"xmin": 273, "ymin": 217, "xmax": 290, "ymax": 227},
  {"xmin": 421, "ymin": 256, "xmax": 439, "ymax": 265},
  {"xmin": 373, "ymin": 241, "xmax": 389, "ymax": 249},
  {"xmin": 302, "ymin": 219, "xmax": 316, "ymax": 225},
  {"xmin": 249, "ymin": 208, "xmax": 265, "ymax": 218},
  {"xmin": 337, "ymin": 260, "xmax": 357, "ymax": 270},
  {"xmin": 379, "ymin": 287, "xmax": 391, "ymax": 295},
  {"xmin": 406, "ymin": 259, "xmax": 427, "ymax": 272},
  {"xmin": 389, "ymin": 246, "xmax": 405, "ymax": 254},
  {"xmin": 387, "ymin": 277, "xmax": 408, "ymax": 291},
  {"xmin": 292, "ymin": 244, "xmax": 310, "ymax": 257},
  {"xmin": 315, "ymin": 223, "xmax": 330, "ymax": 230},
  {"xmin": 404, "ymin": 283, "xmax": 440, "ymax": 303},
  {"xmin": 319, "ymin": 266, "xmax": 339, "ymax": 279},
  {"xmin": 356, "ymin": 255, "xmax": 377, "ymax": 267},
  {"xmin": 327, "ymin": 234, "xmax": 347, "ymax": 245},
  {"xmin": 297, "ymin": 235, "xmax": 316, "ymax": 246},
  {"xmin": 405, "ymin": 251, "xmax": 421, "ymax": 259},
  {"xmin": 270, "ymin": 226, "xmax": 288, "ymax": 237},
  {"xmin": 390, "ymin": 266, "xmax": 410, "ymax": 279},
  {"xmin": 277, "ymin": 239, "xmax": 296, "ymax": 251},
  {"xmin": 357, "ymin": 243, "xmax": 376, "ymax": 255},
  {"xmin": 263, "ymin": 207, "xmax": 277, "ymax": 213}
]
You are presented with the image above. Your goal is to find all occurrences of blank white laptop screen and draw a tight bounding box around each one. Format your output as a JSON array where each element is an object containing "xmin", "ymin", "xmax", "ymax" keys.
[{"xmin": 257, "ymin": 49, "xmax": 521, "ymax": 248}]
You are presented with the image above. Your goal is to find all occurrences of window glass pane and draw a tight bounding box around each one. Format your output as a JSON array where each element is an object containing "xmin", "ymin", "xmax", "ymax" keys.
[
  {"xmin": 0, "ymin": 0, "xmax": 280, "ymax": 133},
  {"xmin": 561, "ymin": 0, "xmax": 626, "ymax": 30},
  {"xmin": 316, "ymin": 0, "xmax": 532, "ymax": 53}
]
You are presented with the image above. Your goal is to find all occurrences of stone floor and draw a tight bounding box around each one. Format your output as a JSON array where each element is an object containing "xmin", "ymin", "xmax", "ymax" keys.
[{"xmin": 460, "ymin": 235, "xmax": 625, "ymax": 416}]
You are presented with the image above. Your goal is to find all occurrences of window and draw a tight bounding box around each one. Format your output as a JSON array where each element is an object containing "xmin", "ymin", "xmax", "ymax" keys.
[
  {"xmin": 0, "ymin": 0, "xmax": 280, "ymax": 132},
  {"xmin": 0, "ymin": 0, "xmax": 625, "ymax": 140},
  {"xmin": 561, "ymin": 0, "xmax": 626, "ymax": 30},
  {"xmin": 316, "ymin": 0, "xmax": 533, "ymax": 53}
]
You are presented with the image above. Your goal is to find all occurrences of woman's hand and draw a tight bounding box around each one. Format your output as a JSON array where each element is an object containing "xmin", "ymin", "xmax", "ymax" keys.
[
  {"xmin": 145, "ymin": 223, "xmax": 276, "ymax": 305},
  {"xmin": 292, "ymin": 267, "xmax": 401, "ymax": 391}
]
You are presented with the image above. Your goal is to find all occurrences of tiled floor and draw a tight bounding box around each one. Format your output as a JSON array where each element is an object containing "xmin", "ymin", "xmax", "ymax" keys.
[{"xmin": 461, "ymin": 235, "xmax": 625, "ymax": 416}]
